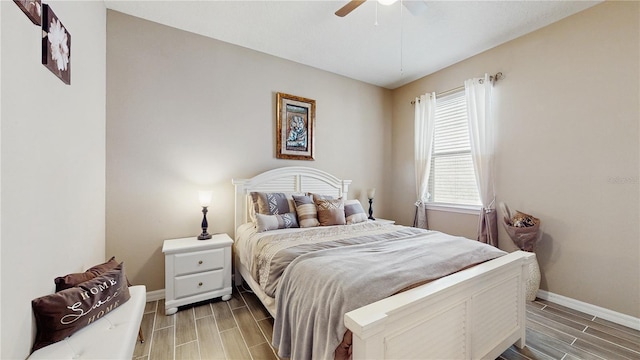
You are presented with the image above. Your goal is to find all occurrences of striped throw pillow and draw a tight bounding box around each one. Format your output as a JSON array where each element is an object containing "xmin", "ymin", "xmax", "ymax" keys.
[{"xmin": 293, "ymin": 195, "xmax": 320, "ymax": 228}]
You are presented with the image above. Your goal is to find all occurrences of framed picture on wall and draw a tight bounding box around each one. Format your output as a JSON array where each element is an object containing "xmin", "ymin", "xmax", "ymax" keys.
[
  {"xmin": 42, "ymin": 4, "xmax": 71, "ymax": 85},
  {"xmin": 13, "ymin": 0, "xmax": 41, "ymax": 25},
  {"xmin": 276, "ymin": 92, "xmax": 316, "ymax": 160}
]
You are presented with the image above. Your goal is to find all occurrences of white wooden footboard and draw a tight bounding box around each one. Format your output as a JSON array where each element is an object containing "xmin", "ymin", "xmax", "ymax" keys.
[{"xmin": 345, "ymin": 251, "xmax": 534, "ymax": 360}]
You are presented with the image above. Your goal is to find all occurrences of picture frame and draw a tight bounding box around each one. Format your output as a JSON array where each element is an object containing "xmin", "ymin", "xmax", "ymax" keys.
[
  {"xmin": 42, "ymin": 4, "xmax": 71, "ymax": 85},
  {"xmin": 13, "ymin": 0, "xmax": 41, "ymax": 26},
  {"xmin": 276, "ymin": 92, "xmax": 316, "ymax": 160}
]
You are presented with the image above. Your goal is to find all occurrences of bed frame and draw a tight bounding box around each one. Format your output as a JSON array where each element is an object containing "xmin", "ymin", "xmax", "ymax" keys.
[{"xmin": 232, "ymin": 166, "xmax": 534, "ymax": 360}]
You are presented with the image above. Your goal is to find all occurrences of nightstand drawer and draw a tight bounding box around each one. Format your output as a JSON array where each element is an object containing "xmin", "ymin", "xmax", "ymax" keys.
[
  {"xmin": 174, "ymin": 270, "xmax": 224, "ymax": 299},
  {"xmin": 174, "ymin": 248, "xmax": 224, "ymax": 276}
]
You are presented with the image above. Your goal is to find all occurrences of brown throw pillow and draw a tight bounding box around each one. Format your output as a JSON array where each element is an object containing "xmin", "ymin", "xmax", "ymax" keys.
[
  {"xmin": 32, "ymin": 263, "xmax": 131, "ymax": 352},
  {"xmin": 314, "ymin": 198, "xmax": 346, "ymax": 226},
  {"xmin": 54, "ymin": 256, "xmax": 119, "ymax": 292}
]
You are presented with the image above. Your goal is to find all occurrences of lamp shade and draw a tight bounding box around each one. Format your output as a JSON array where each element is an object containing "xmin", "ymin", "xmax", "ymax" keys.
[
  {"xmin": 367, "ymin": 188, "xmax": 376, "ymax": 199},
  {"xmin": 198, "ymin": 191, "xmax": 213, "ymax": 207}
]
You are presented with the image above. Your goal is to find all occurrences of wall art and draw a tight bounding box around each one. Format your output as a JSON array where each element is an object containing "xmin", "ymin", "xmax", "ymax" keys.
[
  {"xmin": 42, "ymin": 4, "xmax": 71, "ymax": 85},
  {"xmin": 276, "ymin": 92, "xmax": 315, "ymax": 160},
  {"xmin": 13, "ymin": 0, "xmax": 41, "ymax": 25}
]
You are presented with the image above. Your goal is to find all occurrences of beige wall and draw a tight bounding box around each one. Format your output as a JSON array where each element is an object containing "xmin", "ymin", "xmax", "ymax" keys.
[
  {"xmin": 1, "ymin": 1, "xmax": 107, "ymax": 357},
  {"xmin": 392, "ymin": 1, "xmax": 639, "ymax": 317},
  {"xmin": 106, "ymin": 11, "xmax": 392, "ymax": 292}
]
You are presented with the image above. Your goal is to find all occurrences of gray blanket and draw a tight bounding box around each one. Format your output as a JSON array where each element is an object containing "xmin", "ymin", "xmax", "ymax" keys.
[
  {"xmin": 272, "ymin": 226, "xmax": 506, "ymax": 359},
  {"xmin": 253, "ymin": 223, "xmax": 411, "ymax": 297}
]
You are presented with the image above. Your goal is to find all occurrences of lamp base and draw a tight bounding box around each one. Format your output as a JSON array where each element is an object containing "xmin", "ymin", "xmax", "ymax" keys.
[{"xmin": 198, "ymin": 206, "xmax": 212, "ymax": 240}]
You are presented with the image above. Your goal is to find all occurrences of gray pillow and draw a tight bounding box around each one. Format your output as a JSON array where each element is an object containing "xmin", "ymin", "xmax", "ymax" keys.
[
  {"xmin": 256, "ymin": 212, "xmax": 299, "ymax": 232},
  {"xmin": 250, "ymin": 192, "xmax": 296, "ymax": 218},
  {"xmin": 344, "ymin": 199, "xmax": 368, "ymax": 224}
]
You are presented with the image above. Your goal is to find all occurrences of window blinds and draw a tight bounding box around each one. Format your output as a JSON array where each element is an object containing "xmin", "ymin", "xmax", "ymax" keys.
[{"xmin": 428, "ymin": 91, "xmax": 481, "ymax": 206}]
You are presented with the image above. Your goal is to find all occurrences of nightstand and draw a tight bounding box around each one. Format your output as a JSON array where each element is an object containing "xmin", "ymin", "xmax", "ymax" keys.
[
  {"xmin": 371, "ymin": 218, "xmax": 395, "ymax": 225},
  {"xmin": 162, "ymin": 234, "xmax": 233, "ymax": 315}
]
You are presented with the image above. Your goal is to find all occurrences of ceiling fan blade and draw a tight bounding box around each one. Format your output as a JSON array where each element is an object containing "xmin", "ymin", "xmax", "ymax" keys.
[{"xmin": 335, "ymin": 0, "xmax": 367, "ymax": 17}]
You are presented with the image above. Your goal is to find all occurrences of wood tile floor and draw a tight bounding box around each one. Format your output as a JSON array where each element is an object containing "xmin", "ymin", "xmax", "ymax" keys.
[{"xmin": 134, "ymin": 287, "xmax": 639, "ymax": 360}]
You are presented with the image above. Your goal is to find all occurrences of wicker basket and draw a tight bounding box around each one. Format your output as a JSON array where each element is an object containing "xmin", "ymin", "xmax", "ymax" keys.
[{"xmin": 500, "ymin": 203, "xmax": 541, "ymax": 252}]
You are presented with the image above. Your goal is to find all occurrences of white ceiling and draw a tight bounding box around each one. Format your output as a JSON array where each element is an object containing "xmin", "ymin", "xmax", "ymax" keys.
[{"xmin": 104, "ymin": 0, "xmax": 601, "ymax": 89}]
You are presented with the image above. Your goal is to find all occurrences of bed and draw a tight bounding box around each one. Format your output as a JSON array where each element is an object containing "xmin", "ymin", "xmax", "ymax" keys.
[{"xmin": 232, "ymin": 166, "xmax": 534, "ymax": 360}]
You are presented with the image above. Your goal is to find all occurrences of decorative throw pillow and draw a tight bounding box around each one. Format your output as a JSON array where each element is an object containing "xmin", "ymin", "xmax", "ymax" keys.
[
  {"xmin": 309, "ymin": 193, "xmax": 336, "ymax": 201},
  {"xmin": 250, "ymin": 192, "xmax": 296, "ymax": 217},
  {"xmin": 314, "ymin": 198, "xmax": 346, "ymax": 226},
  {"xmin": 247, "ymin": 194, "xmax": 258, "ymax": 223},
  {"xmin": 256, "ymin": 212, "xmax": 299, "ymax": 232},
  {"xmin": 293, "ymin": 194, "xmax": 320, "ymax": 228},
  {"xmin": 54, "ymin": 256, "xmax": 120, "ymax": 292},
  {"xmin": 32, "ymin": 263, "xmax": 131, "ymax": 352},
  {"xmin": 344, "ymin": 199, "xmax": 368, "ymax": 224}
]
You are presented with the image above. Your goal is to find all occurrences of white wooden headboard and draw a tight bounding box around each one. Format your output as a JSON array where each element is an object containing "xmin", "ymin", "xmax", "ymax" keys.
[{"xmin": 231, "ymin": 167, "xmax": 351, "ymax": 238}]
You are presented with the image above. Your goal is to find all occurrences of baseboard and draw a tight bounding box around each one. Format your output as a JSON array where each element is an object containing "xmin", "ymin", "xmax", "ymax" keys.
[
  {"xmin": 536, "ymin": 290, "xmax": 640, "ymax": 331},
  {"xmin": 146, "ymin": 289, "xmax": 165, "ymax": 302}
]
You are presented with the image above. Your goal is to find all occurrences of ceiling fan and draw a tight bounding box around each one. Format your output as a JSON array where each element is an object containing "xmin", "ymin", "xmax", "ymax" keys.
[{"xmin": 335, "ymin": 0, "xmax": 428, "ymax": 17}]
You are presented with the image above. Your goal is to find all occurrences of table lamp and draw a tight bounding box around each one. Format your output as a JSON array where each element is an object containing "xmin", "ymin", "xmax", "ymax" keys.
[
  {"xmin": 367, "ymin": 188, "xmax": 376, "ymax": 220},
  {"xmin": 198, "ymin": 190, "xmax": 213, "ymax": 240}
]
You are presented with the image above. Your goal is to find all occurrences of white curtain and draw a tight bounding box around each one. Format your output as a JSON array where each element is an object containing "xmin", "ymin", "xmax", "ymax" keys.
[
  {"xmin": 413, "ymin": 93, "xmax": 436, "ymax": 229},
  {"xmin": 465, "ymin": 74, "xmax": 498, "ymax": 246}
]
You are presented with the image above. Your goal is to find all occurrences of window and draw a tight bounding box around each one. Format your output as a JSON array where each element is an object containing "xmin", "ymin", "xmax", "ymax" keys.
[{"xmin": 427, "ymin": 90, "xmax": 481, "ymax": 207}]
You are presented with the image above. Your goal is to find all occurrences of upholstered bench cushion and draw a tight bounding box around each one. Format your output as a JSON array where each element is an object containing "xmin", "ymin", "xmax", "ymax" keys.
[{"xmin": 29, "ymin": 285, "xmax": 146, "ymax": 359}]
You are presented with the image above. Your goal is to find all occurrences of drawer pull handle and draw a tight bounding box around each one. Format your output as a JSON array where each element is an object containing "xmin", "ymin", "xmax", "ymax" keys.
[
  {"xmin": 198, "ymin": 282, "xmax": 203, "ymax": 287},
  {"xmin": 198, "ymin": 260, "xmax": 203, "ymax": 265}
]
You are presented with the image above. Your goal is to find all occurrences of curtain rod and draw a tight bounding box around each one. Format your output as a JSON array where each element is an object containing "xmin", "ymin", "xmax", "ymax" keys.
[{"xmin": 411, "ymin": 72, "xmax": 503, "ymax": 105}]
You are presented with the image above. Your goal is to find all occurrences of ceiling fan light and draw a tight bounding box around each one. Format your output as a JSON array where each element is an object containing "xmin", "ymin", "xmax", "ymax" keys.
[{"xmin": 378, "ymin": 0, "xmax": 399, "ymax": 6}]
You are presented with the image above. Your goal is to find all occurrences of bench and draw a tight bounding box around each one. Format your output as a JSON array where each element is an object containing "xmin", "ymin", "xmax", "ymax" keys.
[{"xmin": 29, "ymin": 285, "xmax": 147, "ymax": 359}]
